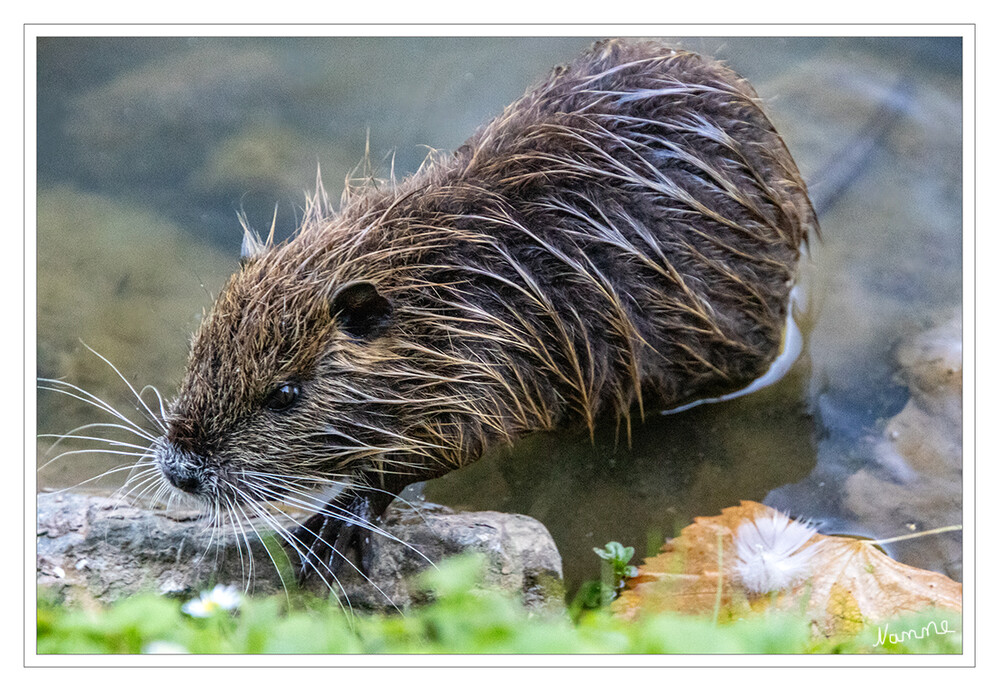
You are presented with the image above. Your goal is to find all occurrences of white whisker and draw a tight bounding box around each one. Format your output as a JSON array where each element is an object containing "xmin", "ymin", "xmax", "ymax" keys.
[
  {"xmin": 78, "ymin": 342, "xmax": 167, "ymax": 433},
  {"xmin": 38, "ymin": 382, "xmax": 153, "ymax": 440},
  {"xmin": 38, "ymin": 433, "xmax": 151, "ymax": 453}
]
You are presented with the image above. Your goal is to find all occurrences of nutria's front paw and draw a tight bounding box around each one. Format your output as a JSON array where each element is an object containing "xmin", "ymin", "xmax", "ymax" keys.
[{"xmin": 290, "ymin": 493, "xmax": 387, "ymax": 586}]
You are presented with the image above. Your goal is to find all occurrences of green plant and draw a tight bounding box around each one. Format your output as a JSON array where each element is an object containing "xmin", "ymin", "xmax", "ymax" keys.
[
  {"xmin": 593, "ymin": 541, "xmax": 638, "ymax": 587},
  {"xmin": 35, "ymin": 555, "xmax": 962, "ymax": 655}
]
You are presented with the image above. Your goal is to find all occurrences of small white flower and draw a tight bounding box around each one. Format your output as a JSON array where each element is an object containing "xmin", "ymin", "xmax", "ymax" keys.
[
  {"xmin": 734, "ymin": 510, "xmax": 819, "ymax": 595},
  {"xmin": 181, "ymin": 584, "xmax": 242, "ymax": 617}
]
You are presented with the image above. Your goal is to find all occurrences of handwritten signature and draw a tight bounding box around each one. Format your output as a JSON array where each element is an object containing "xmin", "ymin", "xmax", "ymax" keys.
[{"xmin": 873, "ymin": 619, "xmax": 957, "ymax": 647}]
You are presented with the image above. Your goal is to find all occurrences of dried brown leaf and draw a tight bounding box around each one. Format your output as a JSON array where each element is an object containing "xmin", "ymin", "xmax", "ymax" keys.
[{"xmin": 611, "ymin": 501, "xmax": 961, "ymax": 636}]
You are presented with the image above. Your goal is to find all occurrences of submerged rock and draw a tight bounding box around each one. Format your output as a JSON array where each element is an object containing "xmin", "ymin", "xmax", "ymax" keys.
[
  {"xmin": 844, "ymin": 310, "xmax": 962, "ymax": 580},
  {"xmin": 35, "ymin": 492, "xmax": 565, "ymax": 612}
]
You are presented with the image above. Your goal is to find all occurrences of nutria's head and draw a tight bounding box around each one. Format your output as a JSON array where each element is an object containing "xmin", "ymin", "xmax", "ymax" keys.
[{"xmin": 152, "ymin": 208, "xmax": 438, "ymax": 509}]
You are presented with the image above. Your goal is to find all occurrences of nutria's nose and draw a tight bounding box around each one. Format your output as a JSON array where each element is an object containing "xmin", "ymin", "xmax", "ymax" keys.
[
  {"xmin": 155, "ymin": 440, "xmax": 204, "ymax": 495},
  {"xmin": 162, "ymin": 464, "xmax": 201, "ymax": 493}
]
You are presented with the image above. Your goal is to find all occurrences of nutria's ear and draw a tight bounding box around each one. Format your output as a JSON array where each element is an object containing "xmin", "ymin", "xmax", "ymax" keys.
[
  {"xmin": 331, "ymin": 281, "xmax": 393, "ymax": 340},
  {"xmin": 238, "ymin": 206, "xmax": 277, "ymax": 265},
  {"xmin": 240, "ymin": 229, "xmax": 266, "ymax": 265}
]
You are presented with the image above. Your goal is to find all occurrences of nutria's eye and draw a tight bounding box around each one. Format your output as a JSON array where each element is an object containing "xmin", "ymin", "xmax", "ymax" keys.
[{"xmin": 263, "ymin": 383, "xmax": 300, "ymax": 411}]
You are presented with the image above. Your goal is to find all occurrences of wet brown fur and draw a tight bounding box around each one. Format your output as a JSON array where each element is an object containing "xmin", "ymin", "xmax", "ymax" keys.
[{"xmin": 157, "ymin": 39, "xmax": 817, "ymax": 581}]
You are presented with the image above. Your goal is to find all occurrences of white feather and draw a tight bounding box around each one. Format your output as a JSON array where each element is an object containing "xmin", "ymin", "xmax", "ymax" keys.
[{"xmin": 734, "ymin": 510, "xmax": 819, "ymax": 595}]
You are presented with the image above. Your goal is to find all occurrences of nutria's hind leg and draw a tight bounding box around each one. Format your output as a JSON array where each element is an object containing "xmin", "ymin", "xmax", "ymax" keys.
[{"xmin": 290, "ymin": 491, "xmax": 395, "ymax": 587}]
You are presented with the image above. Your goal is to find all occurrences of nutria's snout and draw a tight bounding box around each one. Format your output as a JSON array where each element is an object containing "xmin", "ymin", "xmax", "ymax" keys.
[
  {"xmin": 153, "ymin": 438, "xmax": 209, "ymax": 496},
  {"xmin": 160, "ymin": 38, "xmax": 819, "ymax": 587}
]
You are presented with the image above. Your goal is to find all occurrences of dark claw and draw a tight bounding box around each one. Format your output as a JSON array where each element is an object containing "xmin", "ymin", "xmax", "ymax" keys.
[{"xmin": 289, "ymin": 491, "xmax": 394, "ymax": 587}]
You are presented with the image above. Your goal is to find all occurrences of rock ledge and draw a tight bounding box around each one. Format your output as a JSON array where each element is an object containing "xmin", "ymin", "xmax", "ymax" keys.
[{"xmin": 36, "ymin": 492, "xmax": 565, "ymax": 612}]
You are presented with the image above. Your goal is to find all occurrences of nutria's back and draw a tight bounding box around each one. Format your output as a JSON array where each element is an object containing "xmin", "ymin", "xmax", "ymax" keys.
[{"xmin": 154, "ymin": 39, "xmax": 816, "ymax": 583}]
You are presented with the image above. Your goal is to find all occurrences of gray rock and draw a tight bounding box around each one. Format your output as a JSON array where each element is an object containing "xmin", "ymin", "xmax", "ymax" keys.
[{"xmin": 36, "ymin": 492, "xmax": 564, "ymax": 612}]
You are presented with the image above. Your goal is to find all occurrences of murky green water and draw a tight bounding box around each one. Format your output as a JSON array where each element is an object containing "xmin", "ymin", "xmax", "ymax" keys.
[{"xmin": 35, "ymin": 36, "xmax": 964, "ymax": 596}]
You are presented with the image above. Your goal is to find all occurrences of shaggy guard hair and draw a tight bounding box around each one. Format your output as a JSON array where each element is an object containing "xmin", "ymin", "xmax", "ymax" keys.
[{"xmin": 156, "ymin": 39, "xmax": 817, "ymax": 585}]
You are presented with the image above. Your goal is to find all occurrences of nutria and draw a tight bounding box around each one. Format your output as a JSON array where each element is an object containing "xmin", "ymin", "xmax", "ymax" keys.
[{"xmin": 152, "ymin": 39, "xmax": 817, "ymax": 586}]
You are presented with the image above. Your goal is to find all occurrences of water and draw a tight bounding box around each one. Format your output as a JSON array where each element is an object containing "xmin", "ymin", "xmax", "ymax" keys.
[{"xmin": 35, "ymin": 36, "xmax": 964, "ymax": 596}]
